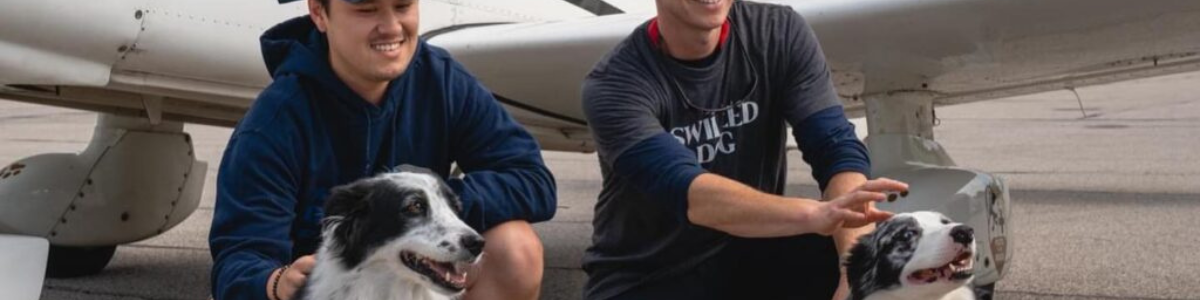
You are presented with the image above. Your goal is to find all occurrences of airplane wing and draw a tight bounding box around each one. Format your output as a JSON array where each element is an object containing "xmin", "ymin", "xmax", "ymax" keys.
[
  {"xmin": 1, "ymin": 0, "xmax": 1199, "ymax": 284},
  {"xmin": 3, "ymin": 0, "xmax": 1199, "ymax": 150},
  {"xmin": 433, "ymin": 0, "xmax": 1200, "ymax": 121},
  {"xmin": 0, "ymin": 0, "xmax": 633, "ymax": 151}
]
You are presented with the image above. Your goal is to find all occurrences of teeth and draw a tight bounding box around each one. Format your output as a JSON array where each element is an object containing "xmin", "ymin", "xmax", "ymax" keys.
[{"xmin": 372, "ymin": 42, "xmax": 400, "ymax": 52}]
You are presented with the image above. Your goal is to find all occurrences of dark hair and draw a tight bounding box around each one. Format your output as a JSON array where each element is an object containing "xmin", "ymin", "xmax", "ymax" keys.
[{"xmin": 316, "ymin": 0, "xmax": 331, "ymax": 13}]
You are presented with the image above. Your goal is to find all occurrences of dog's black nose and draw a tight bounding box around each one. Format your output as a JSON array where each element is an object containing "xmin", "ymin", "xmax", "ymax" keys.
[
  {"xmin": 950, "ymin": 225, "xmax": 974, "ymax": 245},
  {"xmin": 461, "ymin": 235, "xmax": 485, "ymax": 256}
]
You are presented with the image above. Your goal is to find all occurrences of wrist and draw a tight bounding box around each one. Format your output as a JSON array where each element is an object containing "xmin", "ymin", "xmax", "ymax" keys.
[
  {"xmin": 823, "ymin": 172, "xmax": 867, "ymax": 200},
  {"xmin": 790, "ymin": 198, "xmax": 822, "ymax": 232},
  {"xmin": 271, "ymin": 264, "xmax": 290, "ymax": 300}
]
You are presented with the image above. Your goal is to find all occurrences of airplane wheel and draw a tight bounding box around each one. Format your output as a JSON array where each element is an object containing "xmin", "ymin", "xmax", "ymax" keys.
[
  {"xmin": 45, "ymin": 245, "xmax": 117, "ymax": 278},
  {"xmin": 975, "ymin": 283, "xmax": 995, "ymax": 300}
]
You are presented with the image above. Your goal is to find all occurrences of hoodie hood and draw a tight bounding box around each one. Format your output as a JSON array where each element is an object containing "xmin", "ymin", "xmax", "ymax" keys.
[
  {"xmin": 259, "ymin": 16, "xmax": 414, "ymax": 120},
  {"xmin": 261, "ymin": 16, "xmax": 333, "ymax": 84}
]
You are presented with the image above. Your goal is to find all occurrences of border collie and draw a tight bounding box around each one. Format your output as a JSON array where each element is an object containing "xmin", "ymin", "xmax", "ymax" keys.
[
  {"xmin": 303, "ymin": 167, "xmax": 485, "ymax": 300},
  {"xmin": 845, "ymin": 211, "xmax": 977, "ymax": 300}
]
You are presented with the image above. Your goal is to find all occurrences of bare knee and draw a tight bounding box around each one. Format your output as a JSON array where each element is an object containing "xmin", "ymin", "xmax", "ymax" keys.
[{"xmin": 471, "ymin": 221, "xmax": 543, "ymax": 299}]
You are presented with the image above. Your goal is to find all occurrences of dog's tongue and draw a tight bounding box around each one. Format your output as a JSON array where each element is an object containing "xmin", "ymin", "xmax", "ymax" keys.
[
  {"xmin": 450, "ymin": 261, "xmax": 480, "ymax": 286},
  {"xmin": 912, "ymin": 269, "xmax": 937, "ymax": 282},
  {"xmin": 911, "ymin": 264, "xmax": 963, "ymax": 284},
  {"xmin": 443, "ymin": 268, "xmax": 468, "ymax": 286}
]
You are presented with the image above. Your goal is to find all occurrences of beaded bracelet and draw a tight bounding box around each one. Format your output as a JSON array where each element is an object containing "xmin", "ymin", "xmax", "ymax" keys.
[{"xmin": 272, "ymin": 264, "xmax": 290, "ymax": 300}]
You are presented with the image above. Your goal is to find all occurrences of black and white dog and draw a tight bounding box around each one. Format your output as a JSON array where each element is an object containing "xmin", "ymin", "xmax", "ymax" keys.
[
  {"xmin": 845, "ymin": 211, "xmax": 977, "ymax": 300},
  {"xmin": 303, "ymin": 168, "xmax": 485, "ymax": 300}
]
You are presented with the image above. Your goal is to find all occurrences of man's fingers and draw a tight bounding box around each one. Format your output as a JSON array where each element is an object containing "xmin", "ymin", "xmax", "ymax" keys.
[
  {"xmin": 864, "ymin": 209, "xmax": 894, "ymax": 223},
  {"xmin": 835, "ymin": 191, "xmax": 888, "ymax": 208},
  {"xmin": 858, "ymin": 178, "xmax": 909, "ymax": 194},
  {"xmin": 837, "ymin": 209, "xmax": 868, "ymax": 224},
  {"xmin": 293, "ymin": 255, "xmax": 317, "ymax": 274},
  {"xmin": 284, "ymin": 266, "xmax": 307, "ymax": 285}
]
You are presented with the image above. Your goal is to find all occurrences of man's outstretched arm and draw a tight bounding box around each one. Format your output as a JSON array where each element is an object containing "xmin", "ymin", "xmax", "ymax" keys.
[
  {"xmin": 610, "ymin": 132, "xmax": 902, "ymax": 238},
  {"xmin": 685, "ymin": 171, "xmax": 901, "ymax": 238}
]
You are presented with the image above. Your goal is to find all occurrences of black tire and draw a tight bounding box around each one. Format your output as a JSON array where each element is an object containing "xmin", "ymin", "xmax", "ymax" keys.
[
  {"xmin": 45, "ymin": 245, "xmax": 117, "ymax": 278},
  {"xmin": 974, "ymin": 283, "xmax": 996, "ymax": 300}
]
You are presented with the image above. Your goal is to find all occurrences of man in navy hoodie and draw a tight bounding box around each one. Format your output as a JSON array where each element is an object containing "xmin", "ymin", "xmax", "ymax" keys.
[{"xmin": 208, "ymin": 0, "xmax": 556, "ymax": 299}]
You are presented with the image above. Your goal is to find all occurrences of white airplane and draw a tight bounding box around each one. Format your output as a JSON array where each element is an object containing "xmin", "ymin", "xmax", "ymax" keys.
[{"xmin": 2, "ymin": 0, "xmax": 1199, "ymax": 297}]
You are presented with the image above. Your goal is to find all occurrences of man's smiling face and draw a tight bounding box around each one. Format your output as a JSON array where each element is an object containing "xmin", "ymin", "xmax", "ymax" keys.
[
  {"xmin": 312, "ymin": 0, "xmax": 420, "ymax": 85},
  {"xmin": 656, "ymin": 0, "xmax": 733, "ymax": 32}
]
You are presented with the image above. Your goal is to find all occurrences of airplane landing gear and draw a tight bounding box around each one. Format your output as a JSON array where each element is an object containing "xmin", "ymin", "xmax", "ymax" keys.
[
  {"xmin": 864, "ymin": 91, "xmax": 1012, "ymax": 293},
  {"xmin": 45, "ymin": 245, "xmax": 117, "ymax": 278},
  {"xmin": 0, "ymin": 113, "xmax": 207, "ymax": 277}
]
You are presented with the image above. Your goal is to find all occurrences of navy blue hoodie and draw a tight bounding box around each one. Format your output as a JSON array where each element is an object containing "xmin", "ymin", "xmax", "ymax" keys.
[{"xmin": 209, "ymin": 17, "xmax": 556, "ymax": 300}]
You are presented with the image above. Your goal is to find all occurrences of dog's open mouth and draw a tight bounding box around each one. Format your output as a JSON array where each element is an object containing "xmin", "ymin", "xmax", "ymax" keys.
[
  {"xmin": 400, "ymin": 251, "xmax": 472, "ymax": 291},
  {"xmin": 908, "ymin": 250, "xmax": 974, "ymax": 284}
]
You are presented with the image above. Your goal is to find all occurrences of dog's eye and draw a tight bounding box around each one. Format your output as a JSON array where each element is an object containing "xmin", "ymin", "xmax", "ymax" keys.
[
  {"xmin": 405, "ymin": 201, "xmax": 426, "ymax": 216},
  {"xmin": 898, "ymin": 229, "xmax": 916, "ymax": 240}
]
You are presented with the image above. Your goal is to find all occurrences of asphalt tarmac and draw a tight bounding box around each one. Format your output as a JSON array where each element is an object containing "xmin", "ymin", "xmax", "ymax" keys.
[{"xmin": 4, "ymin": 70, "xmax": 1198, "ymax": 299}]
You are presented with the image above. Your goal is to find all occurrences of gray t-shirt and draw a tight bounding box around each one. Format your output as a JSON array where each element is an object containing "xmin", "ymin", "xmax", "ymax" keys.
[{"xmin": 582, "ymin": 2, "xmax": 846, "ymax": 299}]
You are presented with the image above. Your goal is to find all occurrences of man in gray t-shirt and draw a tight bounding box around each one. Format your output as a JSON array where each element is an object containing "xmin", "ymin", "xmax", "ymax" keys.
[{"xmin": 581, "ymin": 1, "xmax": 909, "ymax": 299}]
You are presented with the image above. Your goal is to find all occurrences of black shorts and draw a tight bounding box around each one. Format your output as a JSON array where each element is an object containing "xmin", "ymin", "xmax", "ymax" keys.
[{"xmin": 613, "ymin": 234, "xmax": 840, "ymax": 300}]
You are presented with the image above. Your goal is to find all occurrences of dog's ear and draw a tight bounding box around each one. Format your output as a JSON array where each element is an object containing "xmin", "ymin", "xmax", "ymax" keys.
[
  {"xmin": 325, "ymin": 181, "xmax": 374, "ymax": 218},
  {"xmin": 323, "ymin": 181, "xmax": 377, "ymax": 253},
  {"xmin": 394, "ymin": 164, "xmax": 452, "ymax": 186},
  {"xmin": 844, "ymin": 230, "xmax": 879, "ymax": 300},
  {"xmin": 395, "ymin": 164, "xmax": 463, "ymax": 213},
  {"xmin": 395, "ymin": 164, "xmax": 439, "ymax": 176},
  {"xmin": 439, "ymin": 182, "xmax": 463, "ymax": 213}
]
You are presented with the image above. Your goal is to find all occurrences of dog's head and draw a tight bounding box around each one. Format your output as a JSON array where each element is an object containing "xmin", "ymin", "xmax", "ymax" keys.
[
  {"xmin": 320, "ymin": 167, "xmax": 485, "ymax": 295},
  {"xmin": 845, "ymin": 211, "xmax": 976, "ymax": 300}
]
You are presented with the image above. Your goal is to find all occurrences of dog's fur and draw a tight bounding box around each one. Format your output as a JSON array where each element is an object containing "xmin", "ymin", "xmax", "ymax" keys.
[
  {"xmin": 303, "ymin": 167, "xmax": 485, "ymax": 300},
  {"xmin": 845, "ymin": 211, "xmax": 977, "ymax": 300}
]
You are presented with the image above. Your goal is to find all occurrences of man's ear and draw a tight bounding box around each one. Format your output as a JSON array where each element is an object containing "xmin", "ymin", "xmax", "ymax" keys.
[{"xmin": 309, "ymin": 0, "xmax": 329, "ymax": 33}]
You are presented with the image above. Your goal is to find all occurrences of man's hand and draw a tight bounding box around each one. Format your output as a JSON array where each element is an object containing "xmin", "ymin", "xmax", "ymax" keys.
[
  {"xmin": 841, "ymin": 201, "xmax": 891, "ymax": 229},
  {"xmin": 270, "ymin": 255, "xmax": 316, "ymax": 300},
  {"xmin": 809, "ymin": 178, "xmax": 907, "ymax": 236},
  {"xmin": 833, "ymin": 276, "xmax": 850, "ymax": 300}
]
